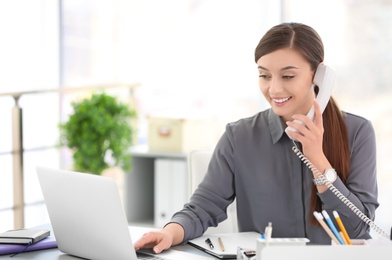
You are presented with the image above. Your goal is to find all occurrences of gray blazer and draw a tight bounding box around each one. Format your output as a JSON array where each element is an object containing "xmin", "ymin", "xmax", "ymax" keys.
[{"xmin": 171, "ymin": 109, "xmax": 378, "ymax": 245}]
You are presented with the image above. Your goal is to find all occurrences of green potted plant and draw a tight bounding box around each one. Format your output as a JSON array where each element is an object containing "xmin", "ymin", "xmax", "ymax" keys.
[{"xmin": 59, "ymin": 92, "xmax": 137, "ymax": 176}]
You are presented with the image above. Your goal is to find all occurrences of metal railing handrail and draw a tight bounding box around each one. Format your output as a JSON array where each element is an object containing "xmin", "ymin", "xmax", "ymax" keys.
[{"xmin": 0, "ymin": 82, "xmax": 141, "ymax": 101}]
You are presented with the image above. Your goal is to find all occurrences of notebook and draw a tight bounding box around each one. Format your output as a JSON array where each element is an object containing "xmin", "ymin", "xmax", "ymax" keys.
[
  {"xmin": 36, "ymin": 166, "xmax": 211, "ymax": 260},
  {"xmin": 0, "ymin": 229, "xmax": 49, "ymax": 244}
]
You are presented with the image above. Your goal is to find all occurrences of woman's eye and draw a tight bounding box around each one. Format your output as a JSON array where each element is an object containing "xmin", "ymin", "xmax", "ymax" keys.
[
  {"xmin": 282, "ymin": 75, "xmax": 294, "ymax": 79},
  {"xmin": 259, "ymin": 74, "xmax": 270, "ymax": 79}
]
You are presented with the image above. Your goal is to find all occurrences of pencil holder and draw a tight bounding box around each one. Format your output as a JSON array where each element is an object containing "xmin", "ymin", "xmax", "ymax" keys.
[{"xmin": 256, "ymin": 238, "xmax": 309, "ymax": 260}]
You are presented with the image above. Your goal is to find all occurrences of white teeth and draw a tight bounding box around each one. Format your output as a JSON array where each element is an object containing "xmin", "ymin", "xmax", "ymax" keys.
[{"xmin": 273, "ymin": 97, "xmax": 290, "ymax": 103}]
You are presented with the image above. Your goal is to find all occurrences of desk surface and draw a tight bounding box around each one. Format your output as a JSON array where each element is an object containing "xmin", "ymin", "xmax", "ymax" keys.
[
  {"xmin": 0, "ymin": 245, "xmax": 213, "ymax": 260},
  {"xmin": 2, "ymin": 225, "xmax": 391, "ymax": 259},
  {"xmin": 0, "ymin": 225, "xmax": 213, "ymax": 260}
]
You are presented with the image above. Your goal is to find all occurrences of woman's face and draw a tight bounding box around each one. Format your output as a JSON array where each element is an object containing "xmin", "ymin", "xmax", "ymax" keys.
[{"xmin": 257, "ymin": 48, "xmax": 316, "ymax": 122}]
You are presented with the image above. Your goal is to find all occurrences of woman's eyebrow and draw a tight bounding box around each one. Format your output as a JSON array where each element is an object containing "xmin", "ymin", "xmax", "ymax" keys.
[
  {"xmin": 257, "ymin": 65, "xmax": 299, "ymax": 71},
  {"xmin": 281, "ymin": 66, "xmax": 299, "ymax": 70}
]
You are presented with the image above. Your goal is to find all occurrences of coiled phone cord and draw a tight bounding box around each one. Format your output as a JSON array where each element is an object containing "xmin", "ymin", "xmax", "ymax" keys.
[{"xmin": 292, "ymin": 140, "xmax": 390, "ymax": 240}]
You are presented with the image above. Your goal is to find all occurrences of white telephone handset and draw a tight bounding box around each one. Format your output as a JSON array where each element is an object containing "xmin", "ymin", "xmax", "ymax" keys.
[
  {"xmin": 286, "ymin": 63, "xmax": 335, "ymax": 136},
  {"xmin": 308, "ymin": 63, "xmax": 336, "ymax": 119}
]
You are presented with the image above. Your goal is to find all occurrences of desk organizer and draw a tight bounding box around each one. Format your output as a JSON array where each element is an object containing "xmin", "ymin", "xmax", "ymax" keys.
[{"xmin": 256, "ymin": 238, "xmax": 309, "ymax": 260}]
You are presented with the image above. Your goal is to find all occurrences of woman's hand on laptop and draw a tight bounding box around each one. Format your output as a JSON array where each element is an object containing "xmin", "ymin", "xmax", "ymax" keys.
[{"xmin": 134, "ymin": 223, "xmax": 185, "ymax": 254}]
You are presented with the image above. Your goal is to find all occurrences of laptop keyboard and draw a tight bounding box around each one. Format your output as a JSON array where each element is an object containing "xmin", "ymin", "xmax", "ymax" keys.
[
  {"xmin": 138, "ymin": 256, "xmax": 164, "ymax": 260},
  {"xmin": 137, "ymin": 252, "xmax": 166, "ymax": 259}
]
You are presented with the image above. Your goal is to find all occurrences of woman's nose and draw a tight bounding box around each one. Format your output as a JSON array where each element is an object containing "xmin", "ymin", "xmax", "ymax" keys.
[{"xmin": 268, "ymin": 78, "xmax": 283, "ymax": 94}]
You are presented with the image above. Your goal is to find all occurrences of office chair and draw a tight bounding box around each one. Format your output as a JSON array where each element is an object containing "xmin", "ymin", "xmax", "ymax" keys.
[{"xmin": 188, "ymin": 150, "xmax": 238, "ymax": 234}]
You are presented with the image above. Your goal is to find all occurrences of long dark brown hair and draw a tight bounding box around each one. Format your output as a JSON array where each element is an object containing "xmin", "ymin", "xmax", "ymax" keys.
[{"xmin": 254, "ymin": 23, "xmax": 350, "ymax": 225}]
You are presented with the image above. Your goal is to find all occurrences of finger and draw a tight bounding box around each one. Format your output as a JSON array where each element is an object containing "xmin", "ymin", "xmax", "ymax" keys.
[
  {"xmin": 134, "ymin": 231, "xmax": 172, "ymax": 254},
  {"xmin": 134, "ymin": 232, "xmax": 161, "ymax": 250},
  {"xmin": 152, "ymin": 231, "xmax": 173, "ymax": 254},
  {"xmin": 313, "ymin": 100, "xmax": 324, "ymax": 128},
  {"xmin": 134, "ymin": 238, "xmax": 150, "ymax": 250},
  {"xmin": 286, "ymin": 118, "xmax": 319, "ymax": 147},
  {"xmin": 153, "ymin": 239, "xmax": 171, "ymax": 254},
  {"xmin": 285, "ymin": 127, "xmax": 304, "ymax": 142},
  {"xmin": 286, "ymin": 120, "xmax": 311, "ymax": 139},
  {"xmin": 289, "ymin": 115, "xmax": 313, "ymax": 133}
]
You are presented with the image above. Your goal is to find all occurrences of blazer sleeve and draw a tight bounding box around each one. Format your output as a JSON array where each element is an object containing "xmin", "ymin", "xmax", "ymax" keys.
[
  {"xmin": 318, "ymin": 118, "xmax": 379, "ymax": 239},
  {"xmin": 170, "ymin": 128, "xmax": 236, "ymax": 242}
]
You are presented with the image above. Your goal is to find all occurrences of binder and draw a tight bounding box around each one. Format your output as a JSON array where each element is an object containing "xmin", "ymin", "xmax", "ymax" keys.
[{"xmin": 154, "ymin": 159, "xmax": 188, "ymax": 228}]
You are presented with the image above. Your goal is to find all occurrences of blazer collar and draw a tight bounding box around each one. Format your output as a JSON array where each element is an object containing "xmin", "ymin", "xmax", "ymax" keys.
[{"xmin": 268, "ymin": 109, "xmax": 286, "ymax": 144}]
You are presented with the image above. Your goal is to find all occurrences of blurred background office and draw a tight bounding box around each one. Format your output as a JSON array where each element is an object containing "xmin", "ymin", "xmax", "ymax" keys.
[{"xmin": 0, "ymin": 0, "xmax": 391, "ymax": 237}]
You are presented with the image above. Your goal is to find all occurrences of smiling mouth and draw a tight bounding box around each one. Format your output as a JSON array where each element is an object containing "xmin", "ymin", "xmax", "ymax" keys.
[{"xmin": 272, "ymin": 97, "xmax": 292, "ymax": 103}]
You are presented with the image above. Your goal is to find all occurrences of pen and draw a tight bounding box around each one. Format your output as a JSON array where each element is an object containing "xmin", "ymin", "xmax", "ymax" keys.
[
  {"xmin": 333, "ymin": 210, "xmax": 352, "ymax": 245},
  {"xmin": 205, "ymin": 238, "xmax": 214, "ymax": 250},
  {"xmin": 313, "ymin": 211, "xmax": 340, "ymax": 245},
  {"xmin": 264, "ymin": 222, "xmax": 273, "ymax": 246},
  {"xmin": 339, "ymin": 232, "xmax": 348, "ymax": 245},
  {"xmin": 218, "ymin": 237, "xmax": 225, "ymax": 252},
  {"xmin": 321, "ymin": 210, "xmax": 345, "ymax": 245}
]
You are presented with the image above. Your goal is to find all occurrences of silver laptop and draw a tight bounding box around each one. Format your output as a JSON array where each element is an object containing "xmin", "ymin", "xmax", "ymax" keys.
[{"xmin": 36, "ymin": 166, "xmax": 209, "ymax": 260}]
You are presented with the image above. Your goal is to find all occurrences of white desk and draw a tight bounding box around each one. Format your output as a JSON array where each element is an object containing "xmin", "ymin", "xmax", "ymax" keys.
[
  {"xmin": 0, "ymin": 225, "xmax": 214, "ymax": 260},
  {"xmin": 0, "ymin": 244, "xmax": 213, "ymax": 260},
  {"xmin": 3, "ymin": 244, "xmax": 392, "ymax": 260},
  {"xmin": 259, "ymin": 245, "xmax": 392, "ymax": 260},
  {"xmin": 1, "ymin": 225, "xmax": 391, "ymax": 259}
]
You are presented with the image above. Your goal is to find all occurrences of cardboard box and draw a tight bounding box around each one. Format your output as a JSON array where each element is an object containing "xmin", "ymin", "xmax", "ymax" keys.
[{"xmin": 148, "ymin": 115, "xmax": 217, "ymax": 152}]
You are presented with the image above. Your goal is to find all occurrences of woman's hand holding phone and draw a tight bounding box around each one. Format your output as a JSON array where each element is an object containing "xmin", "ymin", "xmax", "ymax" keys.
[{"xmin": 285, "ymin": 100, "xmax": 332, "ymax": 183}]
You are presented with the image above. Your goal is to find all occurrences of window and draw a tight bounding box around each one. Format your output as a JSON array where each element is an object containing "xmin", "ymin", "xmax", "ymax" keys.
[
  {"xmin": 1, "ymin": 0, "xmax": 390, "ymax": 236},
  {"xmin": 0, "ymin": 0, "xmax": 59, "ymax": 231}
]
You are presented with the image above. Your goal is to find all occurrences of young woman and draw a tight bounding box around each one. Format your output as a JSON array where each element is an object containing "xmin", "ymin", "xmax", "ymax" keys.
[{"xmin": 134, "ymin": 22, "xmax": 379, "ymax": 253}]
